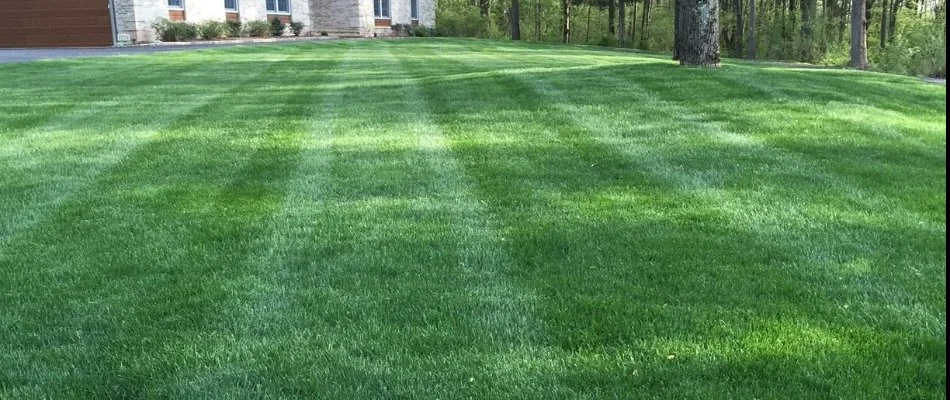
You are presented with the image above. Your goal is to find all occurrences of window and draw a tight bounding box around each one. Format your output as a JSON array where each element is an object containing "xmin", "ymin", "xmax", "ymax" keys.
[
  {"xmin": 266, "ymin": 0, "xmax": 291, "ymax": 13},
  {"xmin": 224, "ymin": 0, "xmax": 238, "ymax": 11},
  {"xmin": 374, "ymin": 0, "xmax": 390, "ymax": 18},
  {"xmin": 410, "ymin": 0, "xmax": 418, "ymax": 19},
  {"xmin": 168, "ymin": 0, "xmax": 184, "ymax": 8}
]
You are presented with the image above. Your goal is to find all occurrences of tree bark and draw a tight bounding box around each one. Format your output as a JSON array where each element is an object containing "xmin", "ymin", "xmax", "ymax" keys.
[
  {"xmin": 586, "ymin": 0, "xmax": 592, "ymax": 42},
  {"xmin": 673, "ymin": 0, "xmax": 682, "ymax": 59},
  {"xmin": 536, "ymin": 0, "xmax": 542, "ymax": 41},
  {"xmin": 801, "ymin": 0, "xmax": 816, "ymax": 58},
  {"xmin": 850, "ymin": 0, "xmax": 868, "ymax": 69},
  {"xmin": 734, "ymin": 0, "xmax": 744, "ymax": 57},
  {"xmin": 887, "ymin": 0, "xmax": 903, "ymax": 44},
  {"xmin": 748, "ymin": 0, "xmax": 757, "ymax": 58},
  {"xmin": 618, "ymin": 0, "xmax": 626, "ymax": 44},
  {"xmin": 512, "ymin": 0, "xmax": 522, "ymax": 39},
  {"xmin": 609, "ymin": 0, "xmax": 617, "ymax": 34},
  {"xmin": 480, "ymin": 0, "xmax": 492, "ymax": 18},
  {"xmin": 631, "ymin": 1, "xmax": 638, "ymax": 45},
  {"xmin": 680, "ymin": 0, "xmax": 720, "ymax": 65},
  {"xmin": 880, "ymin": 0, "xmax": 889, "ymax": 47},
  {"xmin": 563, "ymin": 0, "xmax": 572, "ymax": 42},
  {"xmin": 639, "ymin": 0, "xmax": 651, "ymax": 48}
]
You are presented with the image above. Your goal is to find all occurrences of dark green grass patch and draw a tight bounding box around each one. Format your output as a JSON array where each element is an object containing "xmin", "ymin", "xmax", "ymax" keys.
[{"xmin": 0, "ymin": 39, "xmax": 945, "ymax": 398}]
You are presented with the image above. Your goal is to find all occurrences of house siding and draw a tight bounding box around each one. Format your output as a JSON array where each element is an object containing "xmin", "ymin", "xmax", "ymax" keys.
[{"xmin": 10, "ymin": 0, "xmax": 435, "ymax": 47}]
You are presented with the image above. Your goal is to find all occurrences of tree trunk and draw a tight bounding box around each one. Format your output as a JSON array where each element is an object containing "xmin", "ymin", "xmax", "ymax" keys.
[
  {"xmin": 480, "ymin": 0, "xmax": 492, "ymax": 18},
  {"xmin": 880, "ymin": 0, "xmax": 889, "ymax": 46},
  {"xmin": 512, "ymin": 0, "xmax": 522, "ymax": 39},
  {"xmin": 887, "ymin": 0, "xmax": 902, "ymax": 44},
  {"xmin": 609, "ymin": 0, "xmax": 617, "ymax": 34},
  {"xmin": 631, "ymin": 1, "xmax": 638, "ymax": 45},
  {"xmin": 734, "ymin": 0, "xmax": 744, "ymax": 57},
  {"xmin": 618, "ymin": 0, "xmax": 627, "ymax": 44},
  {"xmin": 586, "ymin": 1, "xmax": 592, "ymax": 42},
  {"xmin": 563, "ymin": 0, "xmax": 572, "ymax": 42},
  {"xmin": 673, "ymin": 0, "xmax": 682, "ymax": 59},
  {"xmin": 748, "ymin": 0, "xmax": 757, "ymax": 58},
  {"xmin": 680, "ymin": 0, "xmax": 720, "ymax": 65},
  {"xmin": 801, "ymin": 0, "xmax": 815, "ymax": 57},
  {"xmin": 850, "ymin": 0, "xmax": 868, "ymax": 69},
  {"xmin": 639, "ymin": 0, "xmax": 651, "ymax": 48},
  {"xmin": 536, "ymin": 0, "xmax": 542, "ymax": 41}
]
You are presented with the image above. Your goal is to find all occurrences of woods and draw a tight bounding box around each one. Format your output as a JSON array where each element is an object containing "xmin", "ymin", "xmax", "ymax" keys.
[{"xmin": 436, "ymin": 0, "xmax": 946, "ymax": 76}]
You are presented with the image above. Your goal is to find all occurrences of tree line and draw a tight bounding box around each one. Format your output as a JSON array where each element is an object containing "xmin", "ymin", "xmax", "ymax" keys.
[{"xmin": 437, "ymin": 0, "xmax": 945, "ymax": 76}]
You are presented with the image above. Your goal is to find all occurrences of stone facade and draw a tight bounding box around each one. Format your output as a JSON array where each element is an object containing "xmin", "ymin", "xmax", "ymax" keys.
[{"xmin": 112, "ymin": 0, "xmax": 434, "ymax": 43}]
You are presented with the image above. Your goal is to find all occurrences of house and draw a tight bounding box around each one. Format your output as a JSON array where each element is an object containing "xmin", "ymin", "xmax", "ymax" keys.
[{"xmin": 0, "ymin": 0, "xmax": 435, "ymax": 48}]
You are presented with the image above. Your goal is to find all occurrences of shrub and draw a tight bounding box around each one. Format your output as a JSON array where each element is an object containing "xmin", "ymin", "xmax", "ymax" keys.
[
  {"xmin": 246, "ymin": 20, "xmax": 272, "ymax": 37},
  {"xmin": 410, "ymin": 26, "xmax": 437, "ymax": 37},
  {"xmin": 152, "ymin": 18, "xmax": 199, "ymax": 42},
  {"xmin": 289, "ymin": 21, "xmax": 305, "ymax": 36},
  {"xmin": 320, "ymin": 30, "xmax": 329, "ymax": 36},
  {"xmin": 197, "ymin": 20, "xmax": 229, "ymax": 40},
  {"xmin": 391, "ymin": 23, "xmax": 412, "ymax": 36},
  {"xmin": 270, "ymin": 17, "xmax": 286, "ymax": 36},
  {"xmin": 597, "ymin": 34, "xmax": 617, "ymax": 47},
  {"xmin": 226, "ymin": 20, "xmax": 243, "ymax": 37}
]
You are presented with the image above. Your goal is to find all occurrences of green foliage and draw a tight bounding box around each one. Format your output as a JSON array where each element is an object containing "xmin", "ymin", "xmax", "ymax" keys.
[
  {"xmin": 434, "ymin": 0, "xmax": 946, "ymax": 77},
  {"xmin": 870, "ymin": 8, "xmax": 946, "ymax": 77},
  {"xmin": 391, "ymin": 23, "xmax": 413, "ymax": 36},
  {"xmin": 152, "ymin": 18, "xmax": 199, "ymax": 42},
  {"xmin": 597, "ymin": 34, "xmax": 617, "ymax": 46},
  {"xmin": 246, "ymin": 20, "xmax": 272, "ymax": 37},
  {"xmin": 320, "ymin": 30, "xmax": 329, "ymax": 36},
  {"xmin": 225, "ymin": 20, "xmax": 243, "ymax": 37},
  {"xmin": 411, "ymin": 26, "xmax": 439, "ymax": 36},
  {"xmin": 197, "ymin": 20, "xmax": 229, "ymax": 40},
  {"xmin": 289, "ymin": 21, "xmax": 305, "ymax": 36},
  {"xmin": 270, "ymin": 17, "xmax": 286, "ymax": 36}
]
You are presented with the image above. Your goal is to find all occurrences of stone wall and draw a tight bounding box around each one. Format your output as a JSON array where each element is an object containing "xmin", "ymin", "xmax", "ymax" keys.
[
  {"xmin": 312, "ymin": 0, "xmax": 363, "ymax": 35},
  {"xmin": 185, "ymin": 1, "xmax": 226, "ymax": 22},
  {"xmin": 112, "ymin": 0, "xmax": 434, "ymax": 43},
  {"xmin": 112, "ymin": 0, "xmax": 166, "ymax": 43}
]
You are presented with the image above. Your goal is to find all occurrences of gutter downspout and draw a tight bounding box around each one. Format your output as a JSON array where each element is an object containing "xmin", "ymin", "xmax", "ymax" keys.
[{"xmin": 108, "ymin": 0, "xmax": 118, "ymax": 46}]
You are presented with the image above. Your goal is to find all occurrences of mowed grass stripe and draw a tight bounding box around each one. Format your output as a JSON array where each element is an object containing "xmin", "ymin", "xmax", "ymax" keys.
[
  {"xmin": 528, "ymin": 52, "xmax": 945, "ymax": 395},
  {"xmin": 0, "ymin": 49, "xmax": 333, "ymax": 397},
  {"xmin": 389, "ymin": 39, "xmax": 945, "ymax": 397},
  {"xmin": 0, "ymin": 39, "xmax": 944, "ymax": 399},
  {"xmin": 394, "ymin": 41, "xmax": 681, "ymax": 397},
  {"xmin": 0, "ymin": 59, "xmax": 257, "ymax": 249},
  {"xmin": 386, "ymin": 38, "xmax": 548, "ymax": 367}
]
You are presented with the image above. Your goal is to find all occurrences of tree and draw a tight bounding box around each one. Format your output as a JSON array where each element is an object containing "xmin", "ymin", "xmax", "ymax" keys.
[
  {"xmin": 734, "ymin": 0, "xmax": 745, "ymax": 57},
  {"xmin": 748, "ymin": 0, "xmax": 757, "ymax": 58},
  {"xmin": 850, "ymin": 0, "xmax": 869, "ymax": 68},
  {"xmin": 563, "ymin": 0, "xmax": 572, "ymax": 42},
  {"xmin": 512, "ymin": 0, "xmax": 522, "ymax": 39},
  {"xmin": 609, "ymin": 0, "xmax": 617, "ymax": 34},
  {"xmin": 618, "ymin": 0, "xmax": 627, "ymax": 44},
  {"xmin": 639, "ymin": 0, "xmax": 652, "ymax": 48},
  {"xmin": 673, "ymin": 0, "xmax": 683, "ymax": 59},
  {"xmin": 801, "ymin": 0, "xmax": 816, "ymax": 59},
  {"xmin": 679, "ymin": 0, "xmax": 721, "ymax": 65}
]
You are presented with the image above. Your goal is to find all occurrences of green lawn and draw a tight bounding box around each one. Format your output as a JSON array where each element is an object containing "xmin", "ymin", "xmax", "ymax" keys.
[{"xmin": 0, "ymin": 38, "xmax": 945, "ymax": 398}]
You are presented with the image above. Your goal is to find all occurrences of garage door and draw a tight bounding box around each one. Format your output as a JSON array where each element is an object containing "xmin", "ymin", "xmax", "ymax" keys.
[{"xmin": 0, "ymin": 0, "xmax": 113, "ymax": 48}]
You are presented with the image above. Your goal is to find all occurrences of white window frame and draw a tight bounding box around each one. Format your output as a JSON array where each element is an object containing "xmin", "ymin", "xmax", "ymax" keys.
[
  {"xmin": 374, "ymin": 0, "xmax": 391, "ymax": 18},
  {"xmin": 168, "ymin": 0, "xmax": 184, "ymax": 10},
  {"xmin": 266, "ymin": 0, "xmax": 291, "ymax": 14},
  {"xmin": 224, "ymin": 0, "xmax": 239, "ymax": 11}
]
